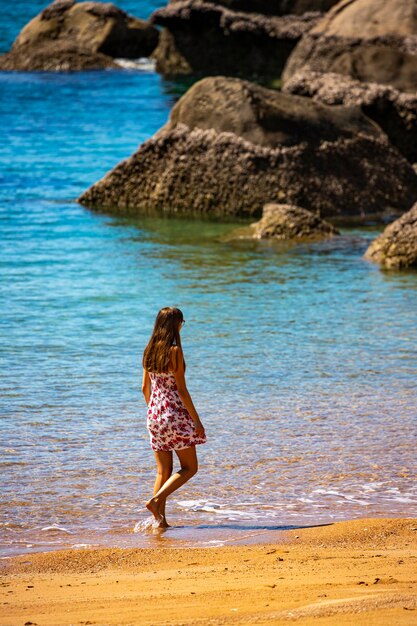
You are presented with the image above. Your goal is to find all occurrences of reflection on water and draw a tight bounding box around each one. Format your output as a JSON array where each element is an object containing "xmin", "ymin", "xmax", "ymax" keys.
[{"xmin": 1, "ymin": 45, "xmax": 417, "ymax": 558}]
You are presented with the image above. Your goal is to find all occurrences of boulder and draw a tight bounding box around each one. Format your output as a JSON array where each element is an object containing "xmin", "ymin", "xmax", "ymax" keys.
[
  {"xmin": 284, "ymin": 71, "xmax": 417, "ymax": 164},
  {"xmin": 0, "ymin": 45, "xmax": 118, "ymax": 72},
  {"xmin": 150, "ymin": 0, "xmax": 324, "ymax": 79},
  {"xmin": 174, "ymin": 1, "xmax": 341, "ymax": 16},
  {"xmin": 0, "ymin": 1, "xmax": 159, "ymax": 71},
  {"xmin": 228, "ymin": 203, "xmax": 340, "ymax": 241},
  {"xmin": 78, "ymin": 76, "xmax": 417, "ymax": 221},
  {"xmin": 364, "ymin": 202, "xmax": 417, "ymax": 269},
  {"xmin": 282, "ymin": 0, "xmax": 417, "ymax": 93},
  {"xmin": 167, "ymin": 73, "xmax": 381, "ymax": 143}
]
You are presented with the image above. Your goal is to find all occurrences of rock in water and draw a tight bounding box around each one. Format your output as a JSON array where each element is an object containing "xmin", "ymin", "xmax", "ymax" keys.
[
  {"xmin": 167, "ymin": 74, "xmax": 381, "ymax": 145},
  {"xmin": 78, "ymin": 76, "xmax": 417, "ymax": 221},
  {"xmin": 0, "ymin": 1, "xmax": 159, "ymax": 71},
  {"xmin": 364, "ymin": 203, "xmax": 417, "ymax": 269},
  {"xmin": 283, "ymin": 71, "xmax": 417, "ymax": 164},
  {"xmin": 150, "ymin": 0, "xmax": 332, "ymax": 79},
  {"xmin": 282, "ymin": 0, "xmax": 417, "ymax": 93},
  {"xmin": 190, "ymin": 1, "xmax": 341, "ymax": 15},
  {"xmin": 228, "ymin": 203, "xmax": 340, "ymax": 241}
]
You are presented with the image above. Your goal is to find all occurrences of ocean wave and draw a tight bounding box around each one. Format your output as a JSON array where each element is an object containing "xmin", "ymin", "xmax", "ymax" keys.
[{"xmin": 114, "ymin": 57, "xmax": 156, "ymax": 71}]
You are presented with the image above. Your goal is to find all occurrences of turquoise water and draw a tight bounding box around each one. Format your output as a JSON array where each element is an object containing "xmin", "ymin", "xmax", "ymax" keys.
[{"xmin": 1, "ymin": 2, "xmax": 417, "ymax": 557}]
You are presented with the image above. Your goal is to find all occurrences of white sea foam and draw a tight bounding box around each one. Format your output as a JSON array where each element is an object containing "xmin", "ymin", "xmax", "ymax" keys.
[
  {"xmin": 176, "ymin": 500, "xmax": 267, "ymax": 520},
  {"xmin": 133, "ymin": 518, "xmax": 160, "ymax": 533},
  {"xmin": 114, "ymin": 57, "xmax": 156, "ymax": 71},
  {"xmin": 177, "ymin": 499, "xmax": 221, "ymax": 512},
  {"xmin": 40, "ymin": 525, "xmax": 73, "ymax": 534}
]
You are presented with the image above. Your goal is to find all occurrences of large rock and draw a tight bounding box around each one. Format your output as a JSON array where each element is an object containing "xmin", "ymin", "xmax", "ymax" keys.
[
  {"xmin": 282, "ymin": 0, "xmax": 417, "ymax": 93},
  {"xmin": 176, "ymin": 1, "xmax": 341, "ymax": 16},
  {"xmin": 168, "ymin": 73, "xmax": 381, "ymax": 144},
  {"xmin": 150, "ymin": 0, "xmax": 326, "ymax": 79},
  {"xmin": 78, "ymin": 76, "xmax": 417, "ymax": 221},
  {"xmin": 0, "ymin": 1, "xmax": 159, "ymax": 71},
  {"xmin": 228, "ymin": 203, "xmax": 340, "ymax": 241},
  {"xmin": 364, "ymin": 203, "xmax": 417, "ymax": 268},
  {"xmin": 284, "ymin": 71, "xmax": 417, "ymax": 164}
]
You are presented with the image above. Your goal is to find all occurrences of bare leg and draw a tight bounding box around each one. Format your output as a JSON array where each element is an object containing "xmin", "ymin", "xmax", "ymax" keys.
[
  {"xmin": 146, "ymin": 450, "xmax": 173, "ymax": 527},
  {"xmin": 146, "ymin": 446, "xmax": 198, "ymax": 523}
]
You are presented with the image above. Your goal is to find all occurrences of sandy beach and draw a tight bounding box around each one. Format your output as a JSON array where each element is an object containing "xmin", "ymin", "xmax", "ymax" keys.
[{"xmin": 1, "ymin": 518, "xmax": 416, "ymax": 625}]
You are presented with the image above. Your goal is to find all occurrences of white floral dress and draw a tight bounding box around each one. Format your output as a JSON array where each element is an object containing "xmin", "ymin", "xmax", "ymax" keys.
[{"xmin": 146, "ymin": 371, "xmax": 207, "ymax": 451}]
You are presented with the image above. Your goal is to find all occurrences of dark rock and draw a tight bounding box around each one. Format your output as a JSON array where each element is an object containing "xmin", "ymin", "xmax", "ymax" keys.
[
  {"xmin": 228, "ymin": 203, "xmax": 340, "ymax": 241},
  {"xmin": 40, "ymin": 0, "xmax": 78, "ymax": 19},
  {"xmin": 364, "ymin": 202, "xmax": 417, "ymax": 269},
  {"xmin": 78, "ymin": 76, "xmax": 417, "ymax": 222},
  {"xmin": 283, "ymin": 71, "xmax": 417, "ymax": 164},
  {"xmin": 0, "ymin": 45, "xmax": 118, "ymax": 72},
  {"xmin": 168, "ymin": 74, "xmax": 382, "ymax": 145},
  {"xmin": 282, "ymin": 0, "xmax": 417, "ymax": 93},
  {"xmin": 150, "ymin": 0, "xmax": 322, "ymax": 79},
  {"xmin": 0, "ymin": 1, "xmax": 159, "ymax": 72},
  {"xmin": 173, "ymin": 0, "xmax": 341, "ymax": 16}
]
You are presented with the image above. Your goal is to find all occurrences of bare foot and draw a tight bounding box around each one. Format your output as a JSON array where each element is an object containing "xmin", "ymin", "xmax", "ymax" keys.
[
  {"xmin": 146, "ymin": 498, "xmax": 171, "ymax": 528},
  {"xmin": 146, "ymin": 497, "xmax": 162, "ymax": 522},
  {"xmin": 159, "ymin": 516, "xmax": 170, "ymax": 529}
]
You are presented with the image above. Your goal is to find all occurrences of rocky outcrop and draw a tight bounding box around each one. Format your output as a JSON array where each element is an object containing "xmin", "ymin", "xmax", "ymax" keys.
[
  {"xmin": 227, "ymin": 203, "xmax": 340, "ymax": 241},
  {"xmin": 364, "ymin": 203, "xmax": 417, "ymax": 269},
  {"xmin": 78, "ymin": 76, "xmax": 417, "ymax": 221},
  {"xmin": 0, "ymin": 46, "xmax": 117, "ymax": 72},
  {"xmin": 178, "ymin": 1, "xmax": 341, "ymax": 15},
  {"xmin": 168, "ymin": 74, "xmax": 382, "ymax": 146},
  {"xmin": 0, "ymin": 1, "xmax": 159, "ymax": 71},
  {"xmin": 282, "ymin": 0, "xmax": 417, "ymax": 93},
  {"xmin": 150, "ymin": 0, "xmax": 325, "ymax": 79},
  {"xmin": 284, "ymin": 71, "xmax": 417, "ymax": 164}
]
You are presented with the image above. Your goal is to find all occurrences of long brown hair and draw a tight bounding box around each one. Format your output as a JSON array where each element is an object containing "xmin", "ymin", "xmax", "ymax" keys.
[{"xmin": 142, "ymin": 307, "xmax": 184, "ymax": 373}]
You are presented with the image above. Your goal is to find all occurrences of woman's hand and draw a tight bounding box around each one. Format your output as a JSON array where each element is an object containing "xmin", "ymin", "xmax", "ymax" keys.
[{"xmin": 193, "ymin": 419, "xmax": 205, "ymax": 438}]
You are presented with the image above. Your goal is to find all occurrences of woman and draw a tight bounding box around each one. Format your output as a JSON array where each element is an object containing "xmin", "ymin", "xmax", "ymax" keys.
[{"xmin": 142, "ymin": 307, "xmax": 206, "ymax": 528}]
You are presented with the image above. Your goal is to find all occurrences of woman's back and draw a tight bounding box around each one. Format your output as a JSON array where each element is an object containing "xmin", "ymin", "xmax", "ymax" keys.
[{"xmin": 148, "ymin": 370, "xmax": 178, "ymax": 395}]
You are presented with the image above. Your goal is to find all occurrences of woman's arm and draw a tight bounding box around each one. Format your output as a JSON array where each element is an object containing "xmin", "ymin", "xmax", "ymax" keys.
[
  {"xmin": 171, "ymin": 347, "xmax": 205, "ymax": 438},
  {"xmin": 142, "ymin": 368, "xmax": 151, "ymax": 406}
]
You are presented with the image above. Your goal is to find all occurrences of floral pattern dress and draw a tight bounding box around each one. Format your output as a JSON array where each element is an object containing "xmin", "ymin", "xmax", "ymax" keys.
[{"xmin": 146, "ymin": 371, "xmax": 207, "ymax": 451}]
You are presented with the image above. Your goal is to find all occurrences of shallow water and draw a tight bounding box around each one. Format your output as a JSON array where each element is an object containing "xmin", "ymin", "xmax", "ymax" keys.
[{"xmin": 1, "ymin": 2, "xmax": 417, "ymax": 558}]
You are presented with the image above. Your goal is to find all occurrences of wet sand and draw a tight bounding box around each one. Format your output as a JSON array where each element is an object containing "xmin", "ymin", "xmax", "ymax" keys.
[{"xmin": 1, "ymin": 518, "xmax": 416, "ymax": 625}]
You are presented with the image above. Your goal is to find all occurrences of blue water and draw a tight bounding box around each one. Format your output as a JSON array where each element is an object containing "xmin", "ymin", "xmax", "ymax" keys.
[{"xmin": 1, "ymin": 2, "xmax": 417, "ymax": 557}]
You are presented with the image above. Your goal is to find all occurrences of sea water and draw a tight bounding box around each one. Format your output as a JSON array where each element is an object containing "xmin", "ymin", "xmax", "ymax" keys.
[{"xmin": 1, "ymin": 1, "xmax": 417, "ymax": 557}]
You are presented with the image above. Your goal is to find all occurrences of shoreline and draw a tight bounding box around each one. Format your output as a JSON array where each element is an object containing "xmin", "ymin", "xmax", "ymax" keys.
[{"xmin": 1, "ymin": 517, "xmax": 416, "ymax": 625}]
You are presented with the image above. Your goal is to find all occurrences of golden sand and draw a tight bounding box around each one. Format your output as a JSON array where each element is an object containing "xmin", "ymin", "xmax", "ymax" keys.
[{"xmin": 1, "ymin": 518, "xmax": 416, "ymax": 625}]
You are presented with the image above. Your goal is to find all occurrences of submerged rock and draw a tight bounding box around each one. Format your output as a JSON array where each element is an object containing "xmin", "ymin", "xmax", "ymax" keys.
[
  {"xmin": 150, "ymin": 0, "xmax": 325, "ymax": 79},
  {"xmin": 364, "ymin": 203, "xmax": 417, "ymax": 269},
  {"xmin": 0, "ymin": 1, "xmax": 159, "ymax": 71},
  {"xmin": 284, "ymin": 71, "xmax": 417, "ymax": 164},
  {"xmin": 228, "ymin": 203, "xmax": 340, "ymax": 241},
  {"xmin": 282, "ymin": 0, "xmax": 417, "ymax": 93},
  {"xmin": 78, "ymin": 76, "xmax": 417, "ymax": 221}
]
